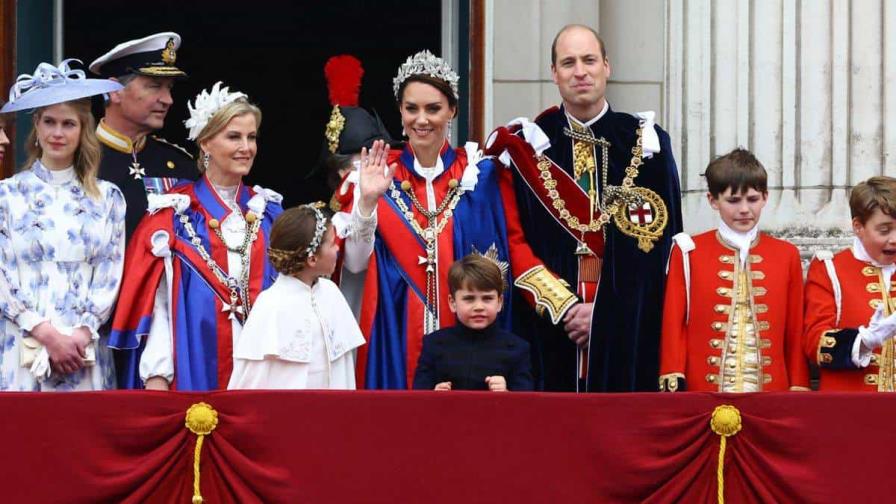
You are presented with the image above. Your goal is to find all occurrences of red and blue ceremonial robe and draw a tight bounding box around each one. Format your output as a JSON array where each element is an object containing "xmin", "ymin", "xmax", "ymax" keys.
[
  {"xmin": 109, "ymin": 176, "xmax": 281, "ymax": 390},
  {"xmin": 338, "ymin": 142, "xmax": 577, "ymax": 390}
]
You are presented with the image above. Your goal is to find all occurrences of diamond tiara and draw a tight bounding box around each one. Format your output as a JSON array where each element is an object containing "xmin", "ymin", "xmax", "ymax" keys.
[{"xmin": 392, "ymin": 50, "xmax": 459, "ymax": 100}]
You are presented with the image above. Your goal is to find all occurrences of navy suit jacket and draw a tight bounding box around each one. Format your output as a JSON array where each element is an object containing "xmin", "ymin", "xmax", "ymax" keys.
[{"xmin": 413, "ymin": 324, "xmax": 534, "ymax": 391}]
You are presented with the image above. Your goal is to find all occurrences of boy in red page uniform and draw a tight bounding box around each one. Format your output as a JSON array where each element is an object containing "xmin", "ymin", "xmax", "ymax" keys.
[
  {"xmin": 660, "ymin": 149, "xmax": 809, "ymax": 392},
  {"xmin": 804, "ymin": 176, "xmax": 896, "ymax": 390}
]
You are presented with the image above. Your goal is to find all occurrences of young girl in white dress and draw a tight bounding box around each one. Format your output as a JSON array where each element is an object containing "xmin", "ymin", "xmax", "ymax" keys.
[{"xmin": 228, "ymin": 205, "xmax": 365, "ymax": 389}]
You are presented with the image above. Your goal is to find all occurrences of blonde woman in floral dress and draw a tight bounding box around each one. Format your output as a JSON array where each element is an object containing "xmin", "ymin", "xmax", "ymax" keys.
[{"xmin": 0, "ymin": 60, "xmax": 125, "ymax": 391}]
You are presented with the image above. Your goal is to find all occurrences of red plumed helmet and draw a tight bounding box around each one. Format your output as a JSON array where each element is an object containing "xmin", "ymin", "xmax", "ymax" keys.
[{"xmin": 324, "ymin": 55, "xmax": 364, "ymax": 107}]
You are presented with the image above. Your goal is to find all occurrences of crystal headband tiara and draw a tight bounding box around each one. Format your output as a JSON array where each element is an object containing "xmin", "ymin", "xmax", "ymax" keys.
[
  {"xmin": 304, "ymin": 204, "xmax": 327, "ymax": 256},
  {"xmin": 392, "ymin": 50, "xmax": 459, "ymax": 100}
]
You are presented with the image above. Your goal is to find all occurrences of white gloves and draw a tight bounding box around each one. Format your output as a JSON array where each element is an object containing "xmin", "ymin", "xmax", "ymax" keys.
[{"xmin": 859, "ymin": 304, "xmax": 896, "ymax": 349}]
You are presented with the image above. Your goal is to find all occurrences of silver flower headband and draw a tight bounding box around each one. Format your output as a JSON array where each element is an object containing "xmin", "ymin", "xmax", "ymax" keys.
[
  {"xmin": 184, "ymin": 81, "xmax": 247, "ymax": 140},
  {"xmin": 304, "ymin": 204, "xmax": 328, "ymax": 256},
  {"xmin": 392, "ymin": 50, "xmax": 459, "ymax": 100}
]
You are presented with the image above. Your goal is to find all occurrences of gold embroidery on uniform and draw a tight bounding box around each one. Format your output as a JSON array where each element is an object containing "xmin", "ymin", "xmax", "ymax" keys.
[
  {"xmin": 874, "ymin": 270, "xmax": 896, "ymax": 391},
  {"xmin": 658, "ymin": 372, "xmax": 685, "ymax": 391},
  {"xmin": 513, "ymin": 266, "xmax": 578, "ymax": 325},
  {"xmin": 161, "ymin": 37, "xmax": 177, "ymax": 65},
  {"xmin": 138, "ymin": 67, "xmax": 185, "ymax": 76},
  {"xmin": 717, "ymin": 249, "xmax": 763, "ymax": 393}
]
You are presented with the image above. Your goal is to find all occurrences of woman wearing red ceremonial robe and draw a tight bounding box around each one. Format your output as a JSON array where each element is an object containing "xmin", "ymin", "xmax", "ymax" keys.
[
  {"xmin": 335, "ymin": 51, "xmax": 579, "ymax": 389},
  {"xmin": 110, "ymin": 84, "xmax": 283, "ymax": 391}
]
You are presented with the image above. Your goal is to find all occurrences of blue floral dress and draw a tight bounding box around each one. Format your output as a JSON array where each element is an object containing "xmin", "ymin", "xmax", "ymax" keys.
[{"xmin": 0, "ymin": 161, "xmax": 125, "ymax": 390}]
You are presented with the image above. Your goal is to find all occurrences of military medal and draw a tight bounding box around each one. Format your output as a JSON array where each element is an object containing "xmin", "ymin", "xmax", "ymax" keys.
[
  {"xmin": 129, "ymin": 149, "xmax": 145, "ymax": 180},
  {"xmin": 129, "ymin": 160, "xmax": 145, "ymax": 179}
]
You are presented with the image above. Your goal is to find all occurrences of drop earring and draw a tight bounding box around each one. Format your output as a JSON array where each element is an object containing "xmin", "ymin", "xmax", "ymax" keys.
[{"xmin": 202, "ymin": 152, "xmax": 210, "ymax": 170}]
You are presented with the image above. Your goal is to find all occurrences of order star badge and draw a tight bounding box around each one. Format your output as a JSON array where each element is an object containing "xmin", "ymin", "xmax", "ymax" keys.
[{"xmin": 129, "ymin": 161, "xmax": 146, "ymax": 180}]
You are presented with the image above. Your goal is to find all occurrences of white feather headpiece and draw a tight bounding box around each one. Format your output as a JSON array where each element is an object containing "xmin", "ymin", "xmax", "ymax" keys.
[
  {"xmin": 392, "ymin": 50, "xmax": 459, "ymax": 100},
  {"xmin": 184, "ymin": 81, "xmax": 247, "ymax": 140}
]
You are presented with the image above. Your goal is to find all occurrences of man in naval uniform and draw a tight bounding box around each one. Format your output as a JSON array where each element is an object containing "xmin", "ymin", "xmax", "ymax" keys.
[
  {"xmin": 485, "ymin": 24, "xmax": 683, "ymax": 391},
  {"xmin": 89, "ymin": 32, "xmax": 198, "ymax": 240}
]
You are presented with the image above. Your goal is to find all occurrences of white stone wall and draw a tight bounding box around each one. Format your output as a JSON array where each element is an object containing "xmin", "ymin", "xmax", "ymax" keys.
[
  {"xmin": 667, "ymin": 0, "xmax": 896, "ymax": 238},
  {"xmin": 491, "ymin": 0, "xmax": 599, "ymax": 126}
]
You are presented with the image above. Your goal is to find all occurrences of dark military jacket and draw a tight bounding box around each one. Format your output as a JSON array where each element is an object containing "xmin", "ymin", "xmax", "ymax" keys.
[{"xmin": 96, "ymin": 119, "xmax": 199, "ymax": 240}]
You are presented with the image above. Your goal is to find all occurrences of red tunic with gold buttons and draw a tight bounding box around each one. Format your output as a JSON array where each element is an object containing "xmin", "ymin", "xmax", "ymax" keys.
[
  {"xmin": 804, "ymin": 249, "xmax": 896, "ymax": 391},
  {"xmin": 660, "ymin": 230, "xmax": 809, "ymax": 392}
]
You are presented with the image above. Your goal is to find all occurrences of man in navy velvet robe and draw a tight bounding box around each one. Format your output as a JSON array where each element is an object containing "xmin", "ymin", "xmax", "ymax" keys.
[{"xmin": 488, "ymin": 24, "xmax": 683, "ymax": 392}]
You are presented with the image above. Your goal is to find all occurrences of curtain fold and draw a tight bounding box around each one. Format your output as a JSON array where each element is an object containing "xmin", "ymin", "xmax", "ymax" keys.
[{"xmin": 0, "ymin": 390, "xmax": 890, "ymax": 503}]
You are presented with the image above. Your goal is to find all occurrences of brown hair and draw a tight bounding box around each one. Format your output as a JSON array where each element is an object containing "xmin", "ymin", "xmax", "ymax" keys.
[
  {"xmin": 849, "ymin": 176, "xmax": 896, "ymax": 224},
  {"xmin": 267, "ymin": 206, "xmax": 331, "ymax": 277},
  {"xmin": 551, "ymin": 24, "xmax": 607, "ymax": 66},
  {"xmin": 397, "ymin": 74, "xmax": 459, "ymax": 113},
  {"xmin": 704, "ymin": 148, "xmax": 768, "ymax": 198},
  {"xmin": 25, "ymin": 98, "xmax": 102, "ymax": 199},
  {"xmin": 194, "ymin": 98, "xmax": 262, "ymax": 172},
  {"xmin": 448, "ymin": 254, "xmax": 506, "ymax": 295}
]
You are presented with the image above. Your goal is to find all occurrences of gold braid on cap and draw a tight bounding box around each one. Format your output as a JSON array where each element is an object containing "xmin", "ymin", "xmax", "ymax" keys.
[{"xmin": 267, "ymin": 204, "xmax": 328, "ymax": 277}]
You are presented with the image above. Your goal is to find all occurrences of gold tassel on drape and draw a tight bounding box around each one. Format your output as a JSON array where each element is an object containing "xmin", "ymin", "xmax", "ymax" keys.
[
  {"xmin": 185, "ymin": 402, "xmax": 219, "ymax": 503},
  {"xmin": 710, "ymin": 404, "xmax": 742, "ymax": 504}
]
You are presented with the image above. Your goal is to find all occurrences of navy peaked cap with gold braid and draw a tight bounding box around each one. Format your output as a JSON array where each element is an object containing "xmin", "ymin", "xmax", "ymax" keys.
[{"xmin": 89, "ymin": 32, "xmax": 187, "ymax": 79}]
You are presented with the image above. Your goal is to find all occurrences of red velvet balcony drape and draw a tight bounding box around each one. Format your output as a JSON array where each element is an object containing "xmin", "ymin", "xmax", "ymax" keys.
[{"xmin": 0, "ymin": 391, "xmax": 890, "ymax": 503}]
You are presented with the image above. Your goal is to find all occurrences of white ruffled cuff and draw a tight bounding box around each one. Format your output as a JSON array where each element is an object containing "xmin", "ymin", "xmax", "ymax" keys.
[
  {"xmin": 78, "ymin": 313, "xmax": 102, "ymax": 341},
  {"xmin": 15, "ymin": 310, "xmax": 48, "ymax": 333},
  {"xmin": 350, "ymin": 203, "xmax": 377, "ymax": 243}
]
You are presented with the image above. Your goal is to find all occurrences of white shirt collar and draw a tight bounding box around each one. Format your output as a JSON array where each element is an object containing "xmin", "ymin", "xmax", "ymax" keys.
[
  {"xmin": 852, "ymin": 237, "xmax": 896, "ymax": 269},
  {"xmin": 412, "ymin": 155, "xmax": 445, "ymax": 182},
  {"xmin": 565, "ymin": 101, "xmax": 609, "ymax": 128},
  {"xmin": 852, "ymin": 237, "xmax": 896, "ymax": 289},
  {"xmin": 36, "ymin": 161, "xmax": 76, "ymax": 185},
  {"xmin": 718, "ymin": 220, "xmax": 759, "ymax": 266}
]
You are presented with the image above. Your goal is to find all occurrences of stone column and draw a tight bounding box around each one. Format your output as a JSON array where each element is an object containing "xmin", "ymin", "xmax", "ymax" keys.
[{"xmin": 667, "ymin": 0, "xmax": 896, "ymax": 258}]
